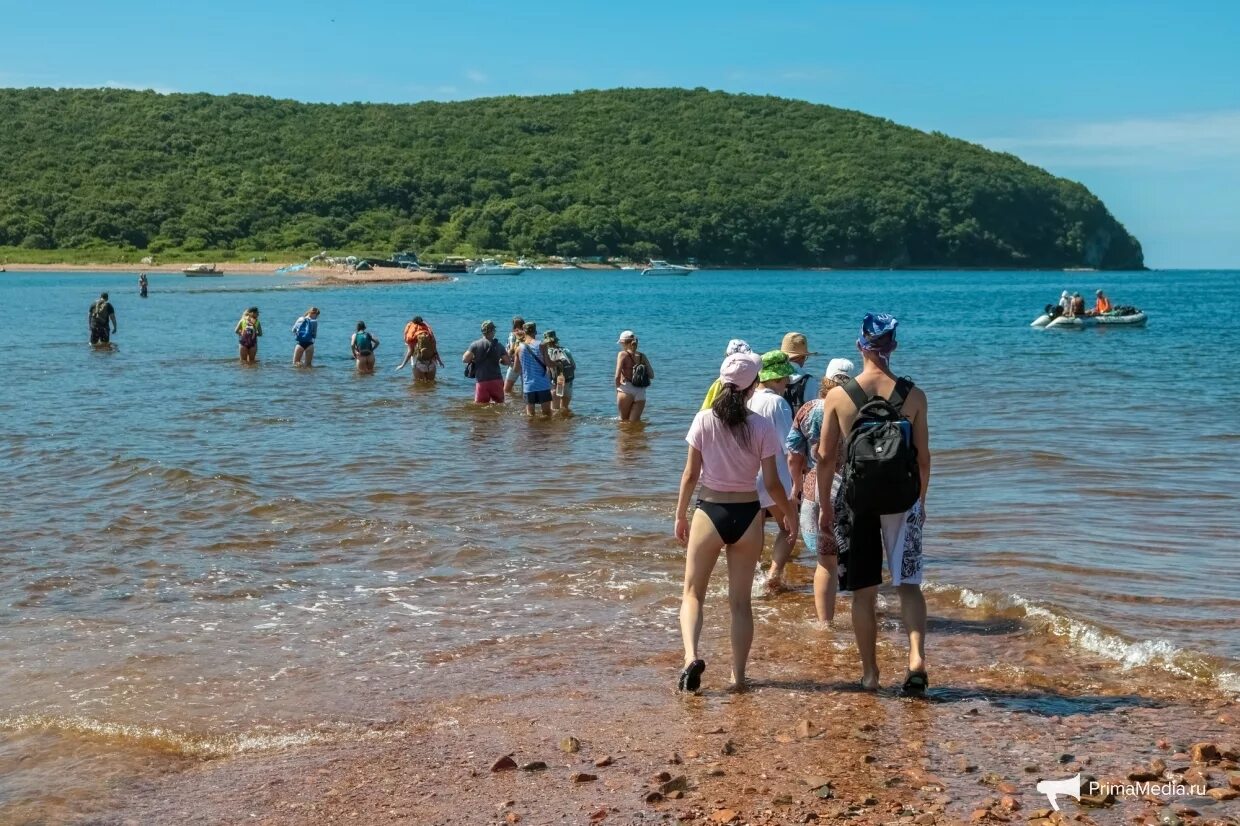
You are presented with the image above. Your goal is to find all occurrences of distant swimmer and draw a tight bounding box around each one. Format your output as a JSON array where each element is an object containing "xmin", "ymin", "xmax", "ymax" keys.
[
  {"xmin": 88, "ymin": 292, "xmax": 116, "ymax": 346},
  {"xmin": 351, "ymin": 321, "xmax": 379, "ymax": 373},
  {"xmin": 517, "ymin": 321, "xmax": 554, "ymax": 415},
  {"xmin": 235, "ymin": 306, "xmax": 262, "ymax": 363},
  {"xmin": 702, "ymin": 339, "xmax": 752, "ymax": 409},
  {"xmin": 817, "ymin": 313, "xmax": 931, "ymax": 694},
  {"xmin": 615, "ymin": 330, "xmax": 653, "ymax": 422},
  {"xmin": 462, "ymin": 319, "xmax": 510, "ymax": 403},
  {"xmin": 292, "ymin": 307, "xmax": 320, "ymax": 367},
  {"xmin": 138, "ymin": 272, "xmax": 148, "ymax": 298},
  {"xmin": 1091, "ymin": 289, "xmax": 1112, "ymax": 315},
  {"xmin": 674, "ymin": 351, "xmax": 798, "ymax": 693}
]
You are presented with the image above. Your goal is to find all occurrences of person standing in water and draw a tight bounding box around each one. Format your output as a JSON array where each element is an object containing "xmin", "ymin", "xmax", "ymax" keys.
[
  {"xmin": 291, "ymin": 307, "xmax": 320, "ymax": 367},
  {"xmin": 543, "ymin": 329, "xmax": 576, "ymax": 414},
  {"xmin": 235, "ymin": 306, "xmax": 262, "ymax": 363},
  {"xmin": 503, "ymin": 316, "xmax": 525, "ymax": 397},
  {"xmin": 351, "ymin": 321, "xmax": 379, "ymax": 373},
  {"xmin": 817, "ymin": 313, "xmax": 931, "ymax": 694},
  {"xmin": 88, "ymin": 292, "xmax": 116, "ymax": 346},
  {"xmin": 615, "ymin": 330, "xmax": 653, "ymax": 422},
  {"xmin": 517, "ymin": 321, "xmax": 554, "ymax": 416},
  {"xmin": 675, "ymin": 351, "xmax": 798, "ymax": 693},
  {"xmin": 138, "ymin": 272, "xmax": 148, "ymax": 298},
  {"xmin": 748, "ymin": 350, "xmax": 798, "ymax": 592},
  {"xmin": 462, "ymin": 320, "xmax": 510, "ymax": 404},
  {"xmin": 786, "ymin": 357, "xmax": 854, "ymax": 624}
]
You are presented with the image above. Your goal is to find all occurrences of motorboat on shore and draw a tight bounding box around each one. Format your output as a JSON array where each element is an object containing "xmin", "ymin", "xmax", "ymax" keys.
[
  {"xmin": 1032, "ymin": 306, "xmax": 1147, "ymax": 329},
  {"xmin": 183, "ymin": 263, "xmax": 223, "ymax": 276},
  {"xmin": 469, "ymin": 258, "xmax": 525, "ymax": 275},
  {"xmin": 641, "ymin": 259, "xmax": 695, "ymax": 276}
]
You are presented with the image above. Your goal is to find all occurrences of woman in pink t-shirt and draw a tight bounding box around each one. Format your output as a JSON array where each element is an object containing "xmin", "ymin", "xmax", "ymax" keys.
[{"xmin": 674, "ymin": 353, "xmax": 798, "ymax": 693}]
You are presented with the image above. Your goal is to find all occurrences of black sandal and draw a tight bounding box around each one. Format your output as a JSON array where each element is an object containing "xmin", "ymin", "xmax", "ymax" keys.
[
  {"xmin": 902, "ymin": 671, "xmax": 929, "ymax": 696},
  {"xmin": 678, "ymin": 659, "xmax": 706, "ymax": 692}
]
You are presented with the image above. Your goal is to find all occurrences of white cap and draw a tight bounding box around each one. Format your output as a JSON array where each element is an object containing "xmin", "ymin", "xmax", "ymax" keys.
[
  {"xmin": 824, "ymin": 358, "xmax": 855, "ymax": 381},
  {"xmin": 617, "ymin": 330, "xmax": 636, "ymax": 343}
]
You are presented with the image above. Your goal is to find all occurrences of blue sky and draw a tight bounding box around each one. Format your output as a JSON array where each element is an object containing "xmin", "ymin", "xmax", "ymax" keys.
[{"xmin": 3, "ymin": 0, "xmax": 1237, "ymax": 267}]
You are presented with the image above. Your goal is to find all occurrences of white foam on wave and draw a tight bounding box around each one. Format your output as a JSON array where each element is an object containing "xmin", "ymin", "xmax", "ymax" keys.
[
  {"xmin": 0, "ymin": 714, "xmax": 406, "ymax": 758},
  {"xmin": 924, "ymin": 581, "xmax": 1240, "ymax": 697}
]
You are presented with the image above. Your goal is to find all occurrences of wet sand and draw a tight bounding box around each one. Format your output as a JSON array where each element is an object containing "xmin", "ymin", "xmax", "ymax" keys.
[{"xmin": 62, "ymin": 589, "xmax": 1240, "ymax": 825}]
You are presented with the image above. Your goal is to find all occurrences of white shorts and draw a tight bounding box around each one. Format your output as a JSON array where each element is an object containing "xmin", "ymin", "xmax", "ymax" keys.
[{"xmin": 618, "ymin": 382, "xmax": 647, "ymax": 402}]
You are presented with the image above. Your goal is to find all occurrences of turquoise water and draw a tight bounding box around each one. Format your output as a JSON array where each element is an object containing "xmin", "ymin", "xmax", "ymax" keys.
[{"xmin": 0, "ymin": 267, "xmax": 1237, "ymax": 812}]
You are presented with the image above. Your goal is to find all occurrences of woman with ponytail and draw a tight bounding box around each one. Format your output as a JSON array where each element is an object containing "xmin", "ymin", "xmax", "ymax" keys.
[{"xmin": 674, "ymin": 352, "xmax": 799, "ymax": 692}]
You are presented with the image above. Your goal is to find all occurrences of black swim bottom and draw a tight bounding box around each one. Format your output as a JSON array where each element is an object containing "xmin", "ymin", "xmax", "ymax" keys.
[
  {"xmin": 90, "ymin": 327, "xmax": 109, "ymax": 344},
  {"xmin": 696, "ymin": 500, "xmax": 762, "ymax": 545}
]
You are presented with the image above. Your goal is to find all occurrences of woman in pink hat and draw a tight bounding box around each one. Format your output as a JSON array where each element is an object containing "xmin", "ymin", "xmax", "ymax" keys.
[{"xmin": 674, "ymin": 352, "xmax": 798, "ymax": 693}]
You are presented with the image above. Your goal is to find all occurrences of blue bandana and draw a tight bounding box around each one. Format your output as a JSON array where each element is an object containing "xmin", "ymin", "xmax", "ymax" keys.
[{"xmin": 857, "ymin": 313, "xmax": 898, "ymax": 360}]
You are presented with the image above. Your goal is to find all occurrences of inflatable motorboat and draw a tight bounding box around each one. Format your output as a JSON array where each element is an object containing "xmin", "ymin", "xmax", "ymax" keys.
[{"xmin": 1031, "ymin": 305, "xmax": 1147, "ymax": 329}]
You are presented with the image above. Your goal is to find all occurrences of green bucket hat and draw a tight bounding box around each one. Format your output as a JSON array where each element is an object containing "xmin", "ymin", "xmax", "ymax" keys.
[{"xmin": 758, "ymin": 350, "xmax": 796, "ymax": 383}]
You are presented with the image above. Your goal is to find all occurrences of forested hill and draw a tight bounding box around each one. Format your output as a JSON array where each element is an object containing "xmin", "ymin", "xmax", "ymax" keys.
[{"xmin": 0, "ymin": 87, "xmax": 1143, "ymax": 268}]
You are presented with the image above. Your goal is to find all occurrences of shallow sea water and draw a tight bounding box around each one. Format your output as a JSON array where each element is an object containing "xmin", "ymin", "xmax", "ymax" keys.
[{"xmin": 0, "ymin": 267, "xmax": 1236, "ymax": 817}]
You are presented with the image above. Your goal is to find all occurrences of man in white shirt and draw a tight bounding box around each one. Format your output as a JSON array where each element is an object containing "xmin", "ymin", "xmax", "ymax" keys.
[{"xmin": 748, "ymin": 350, "xmax": 798, "ymax": 591}]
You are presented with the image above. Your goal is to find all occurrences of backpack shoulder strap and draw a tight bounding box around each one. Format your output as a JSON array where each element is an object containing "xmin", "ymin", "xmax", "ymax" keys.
[
  {"xmin": 889, "ymin": 377, "xmax": 914, "ymax": 411},
  {"xmin": 841, "ymin": 378, "xmax": 869, "ymax": 412}
]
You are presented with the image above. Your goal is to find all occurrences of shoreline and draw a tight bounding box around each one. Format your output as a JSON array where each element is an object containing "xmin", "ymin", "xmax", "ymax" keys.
[
  {"xmin": 63, "ymin": 598, "xmax": 1240, "ymax": 825},
  {"xmin": 1, "ymin": 262, "xmax": 451, "ymax": 284}
]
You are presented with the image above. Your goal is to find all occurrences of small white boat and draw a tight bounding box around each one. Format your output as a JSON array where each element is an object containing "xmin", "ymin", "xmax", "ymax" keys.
[
  {"xmin": 183, "ymin": 263, "xmax": 223, "ymax": 277},
  {"xmin": 641, "ymin": 259, "xmax": 694, "ymax": 276},
  {"xmin": 469, "ymin": 258, "xmax": 525, "ymax": 275}
]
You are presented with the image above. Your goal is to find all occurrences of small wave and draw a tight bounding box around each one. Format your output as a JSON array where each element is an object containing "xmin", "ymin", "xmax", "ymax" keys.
[
  {"xmin": 925, "ymin": 583, "xmax": 1240, "ymax": 697},
  {"xmin": 0, "ymin": 714, "xmax": 406, "ymax": 759}
]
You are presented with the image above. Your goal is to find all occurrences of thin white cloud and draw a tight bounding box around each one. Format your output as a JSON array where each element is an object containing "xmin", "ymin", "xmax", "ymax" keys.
[
  {"xmin": 464, "ymin": 70, "xmax": 488, "ymax": 84},
  {"xmin": 982, "ymin": 111, "xmax": 1240, "ymax": 167}
]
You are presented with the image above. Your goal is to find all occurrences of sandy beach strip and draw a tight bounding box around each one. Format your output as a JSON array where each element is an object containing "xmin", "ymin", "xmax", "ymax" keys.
[{"xmin": 2, "ymin": 262, "xmax": 450, "ymax": 283}]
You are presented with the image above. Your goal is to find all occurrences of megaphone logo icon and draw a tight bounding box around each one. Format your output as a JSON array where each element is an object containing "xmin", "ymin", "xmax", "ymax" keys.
[{"xmin": 1035, "ymin": 774, "xmax": 1081, "ymax": 811}]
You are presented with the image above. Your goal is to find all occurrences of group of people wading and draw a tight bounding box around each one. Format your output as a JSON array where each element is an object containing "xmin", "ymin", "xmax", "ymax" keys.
[
  {"xmin": 229, "ymin": 308, "xmax": 654, "ymax": 420},
  {"xmin": 90, "ymin": 292, "xmax": 931, "ymax": 694},
  {"xmin": 676, "ymin": 314, "xmax": 931, "ymax": 696}
]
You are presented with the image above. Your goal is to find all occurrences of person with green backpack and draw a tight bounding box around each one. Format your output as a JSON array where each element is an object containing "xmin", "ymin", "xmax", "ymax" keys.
[
  {"xmin": 235, "ymin": 307, "xmax": 262, "ymax": 363},
  {"xmin": 350, "ymin": 321, "xmax": 380, "ymax": 373},
  {"xmin": 543, "ymin": 329, "xmax": 576, "ymax": 413}
]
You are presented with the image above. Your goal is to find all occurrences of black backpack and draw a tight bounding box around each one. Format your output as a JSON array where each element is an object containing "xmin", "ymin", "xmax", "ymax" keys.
[
  {"xmin": 783, "ymin": 372, "xmax": 810, "ymax": 410},
  {"xmin": 629, "ymin": 353, "xmax": 651, "ymax": 388},
  {"xmin": 841, "ymin": 377, "xmax": 920, "ymax": 515}
]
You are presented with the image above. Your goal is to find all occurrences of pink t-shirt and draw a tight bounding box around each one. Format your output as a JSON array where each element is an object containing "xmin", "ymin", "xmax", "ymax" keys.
[{"xmin": 685, "ymin": 408, "xmax": 781, "ymax": 493}]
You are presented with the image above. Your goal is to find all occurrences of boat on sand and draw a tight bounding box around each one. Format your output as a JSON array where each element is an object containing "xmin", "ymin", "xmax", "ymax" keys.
[{"xmin": 183, "ymin": 263, "xmax": 223, "ymax": 277}]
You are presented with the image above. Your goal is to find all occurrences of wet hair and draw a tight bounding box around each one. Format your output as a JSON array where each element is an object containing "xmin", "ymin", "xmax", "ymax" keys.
[
  {"xmin": 100, "ymin": 292, "xmax": 109, "ymax": 299},
  {"xmin": 247, "ymin": 306, "xmax": 259, "ymax": 315},
  {"xmin": 512, "ymin": 316, "xmax": 525, "ymax": 329},
  {"xmin": 523, "ymin": 322, "xmax": 537, "ymax": 337},
  {"xmin": 711, "ymin": 379, "xmax": 756, "ymax": 448},
  {"xmin": 356, "ymin": 321, "xmax": 366, "ymax": 331},
  {"xmin": 412, "ymin": 315, "xmax": 423, "ymax": 324}
]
